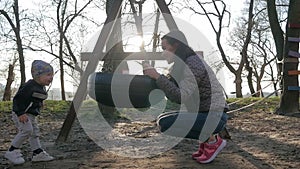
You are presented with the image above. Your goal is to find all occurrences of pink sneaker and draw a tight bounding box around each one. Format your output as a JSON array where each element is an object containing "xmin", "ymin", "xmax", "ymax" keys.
[
  {"xmin": 192, "ymin": 142, "xmax": 205, "ymax": 159},
  {"xmin": 197, "ymin": 135, "xmax": 226, "ymax": 164}
]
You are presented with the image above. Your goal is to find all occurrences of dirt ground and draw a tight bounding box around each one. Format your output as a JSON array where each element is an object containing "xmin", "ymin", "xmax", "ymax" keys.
[{"xmin": 1, "ymin": 102, "xmax": 300, "ymax": 169}]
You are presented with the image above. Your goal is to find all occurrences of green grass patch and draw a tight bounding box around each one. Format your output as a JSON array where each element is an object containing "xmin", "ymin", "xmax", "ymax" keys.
[
  {"xmin": 0, "ymin": 101, "xmax": 13, "ymax": 113},
  {"xmin": 227, "ymin": 96, "xmax": 280, "ymax": 112},
  {"xmin": 42, "ymin": 100, "xmax": 71, "ymax": 113},
  {"xmin": 78, "ymin": 100, "xmax": 128, "ymax": 123},
  {"xmin": 0, "ymin": 100, "xmax": 71, "ymax": 114},
  {"xmin": 0, "ymin": 97, "xmax": 281, "ymax": 118}
]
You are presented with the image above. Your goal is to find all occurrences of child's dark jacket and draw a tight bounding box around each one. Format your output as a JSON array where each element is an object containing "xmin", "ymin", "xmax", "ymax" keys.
[{"xmin": 13, "ymin": 79, "xmax": 48, "ymax": 116}]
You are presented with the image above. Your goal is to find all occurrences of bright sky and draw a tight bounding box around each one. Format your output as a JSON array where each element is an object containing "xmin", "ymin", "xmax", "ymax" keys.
[
  {"xmin": 1, "ymin": 0, "xmax": 247, "ymax": 95},
  {"xmin": 80, "ymin": 0, "xmax": 246, "ymax": 94}
]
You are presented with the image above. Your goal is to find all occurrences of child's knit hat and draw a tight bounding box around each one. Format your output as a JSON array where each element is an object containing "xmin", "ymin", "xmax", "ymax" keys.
[{"xmin": 31, "ymin": 60, "xmax": 53, "ymax": 79}]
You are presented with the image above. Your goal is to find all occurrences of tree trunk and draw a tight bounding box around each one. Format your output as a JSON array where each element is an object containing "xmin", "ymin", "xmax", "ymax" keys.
[
  {"xmin": 246, "ymin": 70, "xmax": 256, "ymax": 96},
  {"xmin": 267, "ymin": 0, "xmax": 284, "ymax": 92},
  {"xmin": 59, "ymin": 34, "xmax": 66, "ymax": 100},
  {"xmin": 234, "ymin": 75, "xmax": 243, "ymax": 98},
  {"xmin": 58, "ymin": 0, "xmax": 66, "ymax": 100},
  {"xmin": 60, "ymin": 56, "xmax": 66, "ymax": 100},
  {"xmin": 2, "ymin": 64, "xmax": 15, "ymax": 101},
  {"xmin": 16, "ymin": 32, "xmax": 26, "ymax": 85},
  {"xmin": 266, "ymin": 0, "xmax": 285, "ymax": 61},
  {"xmin": 256, "ymin": 79, "xmax": 263, "ymax": 97},
  {"xmin": 243, "ymin": 0, "xmax": 255, "ymax": 96},
  {"xmin": 277, "ymin": 0, "xmax": 300, "ymax": 115},
  {"xmin": 13, "ymin": 0, "xmax": 26, "ymax": 84},
  {"xmin": 268, "ymin": 63, "xmax": 279, "ymax": 96}
]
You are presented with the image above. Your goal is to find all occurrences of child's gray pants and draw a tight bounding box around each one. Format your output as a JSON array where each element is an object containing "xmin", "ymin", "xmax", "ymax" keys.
[{"xmin": 11, "ymin": 112, "xmax": 41, "ymax": 151}]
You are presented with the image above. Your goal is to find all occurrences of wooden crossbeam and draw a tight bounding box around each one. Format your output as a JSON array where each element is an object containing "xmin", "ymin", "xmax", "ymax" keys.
[
  {"xmin": 288, "ymin": 37, "xmax": 300, "ymax": 42},
  {"xmin": 289, "ymin": 23, "xmax": 300, "ymax": 29},
  {"xmin": 288, "ymin": 86, "xmax": 300, "ymax": 91},
  {"xmin": 81, "ymin": 52, "xmax": 163, "ymax": 61},
  {"xmin": 288, "ymin": 50, "xmax": 300, "ymax": 58},
  {"xmin": 288, "ymin": 70, "xmax": 300, "ymax": 75},
  {"xmin": 81, "ymin": 51, "xmax": 204, "ymax": 61}
]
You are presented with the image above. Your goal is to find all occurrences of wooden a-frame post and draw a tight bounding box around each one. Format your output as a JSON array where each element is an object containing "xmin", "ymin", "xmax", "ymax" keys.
[
  {"xmin": 56, "ymin": 0, "xmax": 123, "ymax": 142},
  {"xmin": 56, "ymin": 0, "xmax": 178, "ymax": 142}
]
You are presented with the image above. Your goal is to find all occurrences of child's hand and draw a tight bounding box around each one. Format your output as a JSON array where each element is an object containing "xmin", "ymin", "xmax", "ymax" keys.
[{"xmin": 19, "ymin": 114, "xmax": 28, "ymax": 123}]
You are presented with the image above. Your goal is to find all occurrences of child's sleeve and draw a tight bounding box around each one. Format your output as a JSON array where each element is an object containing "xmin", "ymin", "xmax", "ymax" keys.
[{"xmin": 12, "ymin": 85, "xmax": 33, "ymax": 116}]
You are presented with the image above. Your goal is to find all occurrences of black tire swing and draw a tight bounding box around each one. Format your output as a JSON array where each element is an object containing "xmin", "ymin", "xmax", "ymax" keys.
[
  {"xmin": 88, "ymin": 72, "xmax": 165, "ymax": 108},
  {"xmin": 87, "ymin": 43, "xmax": 165, "ymax": 109},
  {"xmin": 87, "ymin": 1, "xmax": 166, "ymax": 109}
]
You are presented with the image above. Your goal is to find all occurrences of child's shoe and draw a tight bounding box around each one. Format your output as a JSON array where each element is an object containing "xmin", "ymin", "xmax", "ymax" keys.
[
  {"xmin": 192, "ymin": 142, "xmax": 205, "ymax": 159},
  {"xmin": 197, "ymin": 135, "xmax": 226, "ymax": 164},
  {"xmin": 4, "ymin": 149, "xmax": 25, "ymax": 165},
  {"xmin": 32, "ymin": 151, "xmax": 54, "ymax": 162}
]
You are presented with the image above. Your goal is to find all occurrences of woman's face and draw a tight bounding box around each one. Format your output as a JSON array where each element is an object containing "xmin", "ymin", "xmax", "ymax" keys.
[{"xmin": 161, "ymin": 39, "xmax": 178, "ymax": 64}]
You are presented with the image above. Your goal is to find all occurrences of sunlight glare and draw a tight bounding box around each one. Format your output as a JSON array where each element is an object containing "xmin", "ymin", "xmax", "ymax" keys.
[{"xmin": 125, "ymin": 35, "xmax": 144, "ymax": 52}]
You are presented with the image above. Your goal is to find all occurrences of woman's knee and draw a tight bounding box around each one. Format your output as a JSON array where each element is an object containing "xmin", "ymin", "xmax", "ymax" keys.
[{"xmin": 157, "ymin": 114, "xmax": 178, "ymax": 132}]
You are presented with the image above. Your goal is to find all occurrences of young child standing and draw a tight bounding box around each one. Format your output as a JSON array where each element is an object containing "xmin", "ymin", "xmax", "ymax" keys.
[{"xmin": 5, "ymin": 60, "xmax": 54, "ymax": 165}]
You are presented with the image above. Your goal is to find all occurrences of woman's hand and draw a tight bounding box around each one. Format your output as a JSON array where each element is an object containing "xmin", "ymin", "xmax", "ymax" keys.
[
  {"xmin": 142, "ymin": 63, "xmax": 160, "ymax": 80},
  {"xmin": 18, "ymin": 114, "xmax": 28, "ymax": 123},
  {"xmin": 143, "ymin": 68, "xmax": 160, "ymax": 80}
]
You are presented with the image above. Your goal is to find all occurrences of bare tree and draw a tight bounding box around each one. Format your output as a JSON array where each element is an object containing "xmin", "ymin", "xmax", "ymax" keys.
[
  {"xmin": 250, "ymin": 38, "xmax": 277, "ymax": 97},
  {"xmin": 252, "ymin": 0, "xmax": 285, "ymax": 96},
  {"xmin": 24, "ymin": 0, "xmax": 96, "ymax": 100},
  {"xmin": 0, "ymin": 0, "xmax": 26, "ymax": 84},
  {"xmin": 241, "ymin": 0, "xmax": 255, "ymax": 96},
  {"xmin": 229, "ymin": 0, "xmax": 279, "ymax": 97},
  {"xmin": 185, "ymin": 0, "xmax": 250, "ymax": 97},
  {"xmin": 2, "ymin": 57, "xmax": 18, "ymax": 101}
]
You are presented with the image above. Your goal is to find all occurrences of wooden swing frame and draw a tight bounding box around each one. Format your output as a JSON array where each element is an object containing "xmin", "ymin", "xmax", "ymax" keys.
[{"xmin": 56, "ymin": 0, "xmax": 179, "ymax": 142}]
